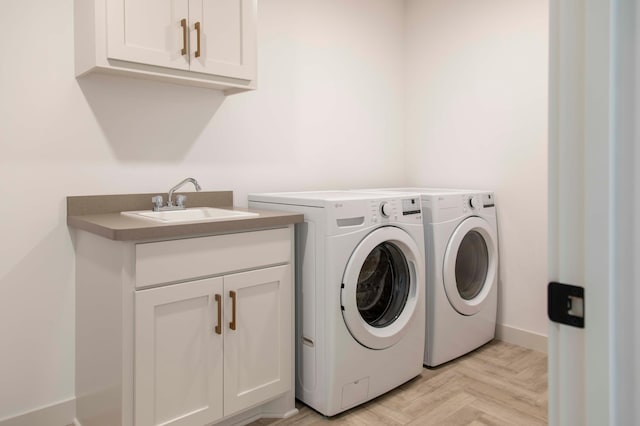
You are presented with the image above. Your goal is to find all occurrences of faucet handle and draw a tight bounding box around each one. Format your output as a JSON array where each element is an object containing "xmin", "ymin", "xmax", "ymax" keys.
[
  {"xmin": 151, "ymin": 195, "xmax": 164, "ymax": 211},
  {"xmin": 176, "ymin": 195, "xmax": 187, "ymax": 208}
]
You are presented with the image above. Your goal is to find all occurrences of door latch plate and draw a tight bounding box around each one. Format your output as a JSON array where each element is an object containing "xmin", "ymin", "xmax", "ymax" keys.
[{"xmin": 548, "ymin": 281, "xmax": 584, "ymax": 328}]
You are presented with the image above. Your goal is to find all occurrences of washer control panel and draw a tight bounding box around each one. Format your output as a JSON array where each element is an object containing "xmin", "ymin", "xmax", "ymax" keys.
[
  {"xmin": 402, "ymin": 198, "xmax": 421, "ymax": 215},
  {"xmin": 327, "ymin": 195, "xmax": 423, "ymax": 233},
  {"xmin": 368, "ymin": 197, "xmax": 421, "ymax": 224}
]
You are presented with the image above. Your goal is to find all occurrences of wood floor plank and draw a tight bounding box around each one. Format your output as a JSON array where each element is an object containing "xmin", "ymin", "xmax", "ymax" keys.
[
  {"xmin": 461, "ymin": 376, "xmax": 547, "ymax": 422},
  {"xmin": 364, "ymin": 396, "xmax": 414, "ymax": 424},
  {"xmin": 469, "ymin": 397, "xmax": 547, "ymax": 426},
  {"xmin": 455, "ymin": 363, "xmax": 545, "ymax": 404},
  {"xmin": 251, "ymin": 341, "xmax": 547, "ymax": 426},
  {"xmin": 436, "ymin": 405, "xmax": 507, "ymax": 426},
  {"xmin": 405, "ymin": 392, "xmax": 476, "ymax": 426}
]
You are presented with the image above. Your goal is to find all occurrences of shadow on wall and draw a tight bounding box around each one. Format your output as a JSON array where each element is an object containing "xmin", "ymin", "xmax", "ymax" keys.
[{"xmin": 77, "ymin": 74, "xmax": 225, "ymax": 162}]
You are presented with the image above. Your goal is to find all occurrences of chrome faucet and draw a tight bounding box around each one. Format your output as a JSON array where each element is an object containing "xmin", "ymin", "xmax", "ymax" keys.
[
  {"xmin": 152, "ymin": 177, "xmax": 202, "ymax": 211},
  {"xmin": 168, "ymin": 177, "xmax": 202, "ymax": 206}
]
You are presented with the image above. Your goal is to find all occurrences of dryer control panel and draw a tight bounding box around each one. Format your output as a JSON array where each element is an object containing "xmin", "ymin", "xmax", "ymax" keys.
[{"xmin": 463, "ymin": 192, "xmax": 495, "ymax": 211}]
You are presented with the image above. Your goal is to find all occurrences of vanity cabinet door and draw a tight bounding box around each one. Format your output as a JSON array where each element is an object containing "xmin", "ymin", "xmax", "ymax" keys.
[
  {"xmin": 135, "ymin": 277, "xmax": 224, "ymax": 426},
  {"xmin": 106, "ymin": 0, "xmax": 190, "ymax": 70},
  {"xmin": 223, "ymin": 265, "xmax": 292, "ymax": 417},
  {"xmin": 188, "ymin": 0, "xmax": 257, "ymax": 80}
]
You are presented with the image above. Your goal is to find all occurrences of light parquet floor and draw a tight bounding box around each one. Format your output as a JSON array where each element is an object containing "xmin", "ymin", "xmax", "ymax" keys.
[{"xmin": 252, "ymin": 340, "xmax": 547, "ymax": 426}]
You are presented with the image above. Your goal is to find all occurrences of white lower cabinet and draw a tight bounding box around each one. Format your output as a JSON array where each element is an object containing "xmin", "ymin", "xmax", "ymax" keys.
[
  {"xmin": 135, "ymin": 266, "xmax": 291, "ymax": 426},
  {"xmin": 222, "ymin": 266, "xmax": 292, "ymax": 416},
  {"xmin": 134, "ymin": 277, "xmax": 224, "ymax": 426},
  {"xmin": 74, "ymin": 227, "xmax": 296, "ymax": 426}
]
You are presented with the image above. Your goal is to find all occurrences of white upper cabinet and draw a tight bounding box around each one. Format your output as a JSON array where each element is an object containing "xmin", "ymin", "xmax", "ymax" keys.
[
  {"xmin": 75, "ymin": 0, "xmax": 257, "ymax": 94},
  {"xmin": 106, "ymin": 0, "xmax": 190, "ymax": 71},
  {"xmin": 189, "ymin": 0, "xmax": 257, "ymax": 80}
]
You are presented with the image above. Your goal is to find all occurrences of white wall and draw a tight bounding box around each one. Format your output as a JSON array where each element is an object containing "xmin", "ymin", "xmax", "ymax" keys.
[
  {"xmin": 404, "ymin": 0, "xmax": 549, "ymax": 336},
  {"xmin": 0, "ymin": 0, "xmax": 407, "ymax": 420}
]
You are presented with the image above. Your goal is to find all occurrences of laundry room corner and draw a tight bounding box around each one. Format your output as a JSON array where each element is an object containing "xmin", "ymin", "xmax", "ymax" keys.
[{"xmin": 403, "ymin": 0, "xmax": 549, "ymax": 349}]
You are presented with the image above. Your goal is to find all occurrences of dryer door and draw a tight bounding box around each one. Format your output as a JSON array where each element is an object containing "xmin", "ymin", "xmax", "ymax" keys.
[
  {"xmin": 443, "ymin": 217, "xmax": 498, "ymax": 316},
  {"xmin": 341, "ymin": 226, "xmax": 422, "ymax": 350}
]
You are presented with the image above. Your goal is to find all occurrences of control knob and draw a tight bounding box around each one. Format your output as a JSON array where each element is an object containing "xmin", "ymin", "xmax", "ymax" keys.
[
  {"xmin": 469, "ymin": 195, "xmax": 481, "ymax": 209},
  {"xmin": 380, "ymin": 202, "xmax": 392, "ymax": 217}
]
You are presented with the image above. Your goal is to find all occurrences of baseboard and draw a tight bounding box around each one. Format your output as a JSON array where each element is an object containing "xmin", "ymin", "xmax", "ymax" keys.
[
  {"xmin": 496, "ymin": 324, "xmax": 548, "ymax": 353},
  {"xmin": 0, "ymin": 398, "xmax": 75, "ymax": 426}
]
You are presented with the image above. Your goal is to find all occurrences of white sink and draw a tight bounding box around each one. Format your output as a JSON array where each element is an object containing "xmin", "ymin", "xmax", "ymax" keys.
[{"xmin": 122, "ymin": 207, "xmax": 259, "ymax": 223}]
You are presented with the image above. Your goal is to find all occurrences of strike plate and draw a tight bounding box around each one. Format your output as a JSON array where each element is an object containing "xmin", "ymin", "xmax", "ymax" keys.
[{"xmin": 548, "ymin": 281, "xmax": 584, "ymax": 328}]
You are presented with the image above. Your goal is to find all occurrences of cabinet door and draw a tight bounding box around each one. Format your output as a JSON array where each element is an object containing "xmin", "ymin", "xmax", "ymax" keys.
[
  {"xmin": 188, "ymin": 0, "xmax": 257, "ymax": 80},
  {"xmin": 106, "ymin": 0, "xmax": 190, "ymax": 70},
  {"xmin": 135, "ymin": 277, "xmax": 224, "ymax": 426},
  {"xmin": 223, "ymin": 265, "xmax": 292, "ymax": 416}
]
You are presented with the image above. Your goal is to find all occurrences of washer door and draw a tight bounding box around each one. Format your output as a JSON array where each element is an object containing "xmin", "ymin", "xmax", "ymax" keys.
[
  {"xmin": 341, "ymin": 226, "xmax": 422, "ymax": 350},
  {"xmin": 443, "ymin": 217, "xmax": 498, "ymax": 316}
]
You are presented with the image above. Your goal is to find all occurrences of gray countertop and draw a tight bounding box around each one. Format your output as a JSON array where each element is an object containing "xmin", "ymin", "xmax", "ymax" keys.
[{"xmin": 67, "ymin": 191, "xmax": 303, "ymax": 241}]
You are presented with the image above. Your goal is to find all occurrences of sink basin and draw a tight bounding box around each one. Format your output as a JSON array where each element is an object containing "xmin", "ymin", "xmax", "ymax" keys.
[{"xmin": 122, "ymin": 207, "xmax": 259, "ymax": 223}]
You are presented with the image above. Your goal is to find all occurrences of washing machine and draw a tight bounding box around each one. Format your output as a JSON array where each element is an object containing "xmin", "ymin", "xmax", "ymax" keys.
[
  {"xmin": 248, "ymin": 191, "xmax": 425, "ymax": 416},
  {"xmin": 357, "ymin": 188, "xmax": 498, "ymax": 367}
]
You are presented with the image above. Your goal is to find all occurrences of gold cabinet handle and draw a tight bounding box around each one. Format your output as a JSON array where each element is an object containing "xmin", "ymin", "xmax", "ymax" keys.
[
  {"xmin": 229, "ymin": 291, "xmax": 237, "ymax": 331},
  {"xmin": 180, "ymin": 18, "xmax": 187, "ymax": 55},
  {"xmin": 194, "ymin": 21, "xmax": 201, "ymax": 58},
  {"xmin": 214, "ymin": 294, "xmax": 222, "ymax": 335}
]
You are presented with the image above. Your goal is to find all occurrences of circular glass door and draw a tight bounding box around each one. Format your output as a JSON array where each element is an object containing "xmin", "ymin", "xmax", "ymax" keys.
[
  {"xmin": 341, "ymin": 226, "xmax": 423, "ymax": 350},
  {"xmin": 356, "ymin": 242, "xmax": 410, "ymax": 328},
  {"xmin": 456, "ymin": 231, "xmax": 489, "ymax": 300},
  {"xmin": 443, "ymin": 217, "xmax": 497, "ymax": 316}
]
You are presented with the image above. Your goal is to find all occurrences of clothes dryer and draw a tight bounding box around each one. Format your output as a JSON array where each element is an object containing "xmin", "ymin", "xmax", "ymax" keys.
[{"xmin": 248, "ymin": 191, "xmax": 425, "ymax": 415}]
